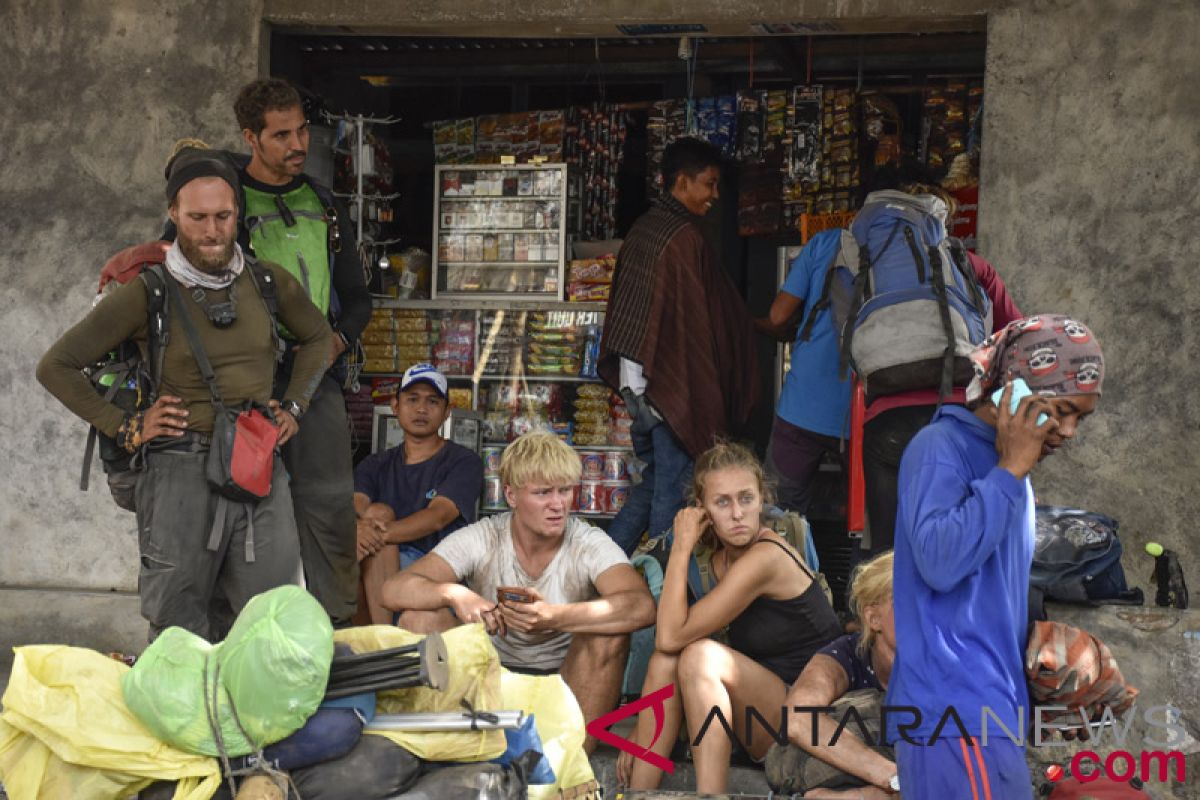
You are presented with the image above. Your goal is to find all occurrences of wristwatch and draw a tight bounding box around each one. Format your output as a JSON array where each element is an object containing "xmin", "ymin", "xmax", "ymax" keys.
[
  {"xmin": 888, "ymin": 773, "xmax": 901, "ymax": 792},
  {"xmin": 280, "ymin": 399, "xmax": 304, "ymax": 420}
]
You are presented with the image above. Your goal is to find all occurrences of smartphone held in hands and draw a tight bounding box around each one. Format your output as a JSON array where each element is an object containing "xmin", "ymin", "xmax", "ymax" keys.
[
  {"xmin": 992, "ymin": 378, "xmax": 1049, "ymax": 426},
  {"xmin": 497, "ymin": 586, "xmax": 534, "ymax": 604}
]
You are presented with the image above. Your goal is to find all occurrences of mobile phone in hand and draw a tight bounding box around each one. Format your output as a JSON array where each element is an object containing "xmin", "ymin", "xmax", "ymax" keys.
[
  {"xmin": 992, "ymin": 378, "xmax": 1049, "ymax": 425},
  {"xmin": 497, "ymin": 586, "xmax": 534, "ymax": 604}
]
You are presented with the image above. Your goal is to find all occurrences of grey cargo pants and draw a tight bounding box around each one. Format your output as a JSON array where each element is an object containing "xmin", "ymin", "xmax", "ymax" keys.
[{"xmin": 135, "ymin": 447, "xmax": 302, "ymax": 642}]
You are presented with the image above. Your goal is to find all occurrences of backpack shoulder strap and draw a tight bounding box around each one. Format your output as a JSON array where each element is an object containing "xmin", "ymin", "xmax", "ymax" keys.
[
  {"xmin": 245, "ymin": 258, "xmax": 280, "ymax": 321},
  {"xmin": 244, "ymin": 258, "xmax": 286, "ymax": 361},
  {"xmin": 797, "ymin": 243, "xmax": 843, "ymax": 343},
  {"xmin": 139, "ymin": 264, "xmax": 169, "ymax": 391}
]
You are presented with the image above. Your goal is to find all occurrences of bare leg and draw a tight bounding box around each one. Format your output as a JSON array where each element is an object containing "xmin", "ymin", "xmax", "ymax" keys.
[
  {"xmin": 560, "ymin": 632, "xmax": 629, "ymax": 754},
  {"xmin": 624, "ymin": 650, "xmax": 684, "ymax": 790},
  {"xmin": 396, "ymin": 607, "xmax": 458, "ymax": 634},
  {"xmin": 361, "ymin": 546, "xmax": 401, "ymax": 624},
  {"xmin": 358, "ymin": 503, "xmax": 399, "ymax": 624},
  {"xmin": 678, "ymin": 639, "xmax": 789, "ymax": 795}
]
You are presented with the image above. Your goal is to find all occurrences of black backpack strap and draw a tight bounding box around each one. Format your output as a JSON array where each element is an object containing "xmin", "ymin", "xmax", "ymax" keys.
[
  {"xmin": 924, "ymin": 242, "xmax": 958, "ymax": 405},
  {"xmin": 244, "ymin": 259, "xmax": 285, "ymax": 362},
  {"xmin": 797, "ymin": 246, "xmax": 842, "ymax": 343},
  {"xmin": 162, "ymin": 272, "xmax": 226, "ymax": 409},
  {"xmin": 947, "ymin": 237, "xmax": 987, "ymax": 314},
  {"xmin": 141, "ymin": 265, "xmax": 170, "ymax": 392}
]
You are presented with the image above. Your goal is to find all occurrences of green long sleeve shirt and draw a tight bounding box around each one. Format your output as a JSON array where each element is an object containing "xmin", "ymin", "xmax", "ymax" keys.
[{"xmin": 37, "ymin": 261, "xmax": 333, "ymax": 437}]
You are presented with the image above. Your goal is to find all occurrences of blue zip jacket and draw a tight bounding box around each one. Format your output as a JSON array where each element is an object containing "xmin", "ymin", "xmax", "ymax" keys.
[{"xmin": 884, "ymin": 406, "xmax": 1034, "ymax": 743}]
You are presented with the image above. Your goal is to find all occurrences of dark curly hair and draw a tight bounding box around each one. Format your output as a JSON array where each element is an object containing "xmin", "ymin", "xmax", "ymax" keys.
[{"xmin": 234, "ymin": 78, "xmax": 302, "ymax": 135}]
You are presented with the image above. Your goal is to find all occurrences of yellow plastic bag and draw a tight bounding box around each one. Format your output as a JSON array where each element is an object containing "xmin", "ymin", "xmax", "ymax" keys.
[
  {"xmin": 334, "ymin": 623, "xmax": 507, "ymax": 762},
  {"xmin": 499, "ymin": 671, "xmax": 595, "ymax": 800},
  {"xmin": 0, "ymin": 645, "xmax": 221, "ymax": 800}
]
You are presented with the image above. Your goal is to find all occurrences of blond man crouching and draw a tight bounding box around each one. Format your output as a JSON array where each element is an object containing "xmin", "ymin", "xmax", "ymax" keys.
[{"xmin": 383, "ymin": 430, "xmax": 656, "ymax": 752}]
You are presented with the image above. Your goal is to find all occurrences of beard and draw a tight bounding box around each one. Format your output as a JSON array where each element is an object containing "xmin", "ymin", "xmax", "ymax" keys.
[{"xmin": 178, "ymin": 232, "xmax": 236, "ymax": 273}]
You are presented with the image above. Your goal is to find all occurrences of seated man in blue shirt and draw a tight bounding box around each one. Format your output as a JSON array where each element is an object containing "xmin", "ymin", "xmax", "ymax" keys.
[
  {"xmin": 354, "ymin": 363, "xmax": 484, "ymax": 624},
  {"xmin": 887, "ymin": 315, "xmax": 1105, "ymax": 799}
]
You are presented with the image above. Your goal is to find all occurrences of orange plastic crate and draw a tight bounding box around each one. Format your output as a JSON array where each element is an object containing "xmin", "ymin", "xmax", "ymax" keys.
[{"xmin": 797, "ymin": 211, "xmax": 857, "ymax": 243}]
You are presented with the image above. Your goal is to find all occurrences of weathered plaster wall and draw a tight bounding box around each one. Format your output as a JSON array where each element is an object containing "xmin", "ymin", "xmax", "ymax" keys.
[
  {"xmin": 980, "ymin": 0, "xmax": 1200, "ymax": 566},
  {"xmin": 0, "ymin": 1, "xmax": 264, "ymax": 600}
]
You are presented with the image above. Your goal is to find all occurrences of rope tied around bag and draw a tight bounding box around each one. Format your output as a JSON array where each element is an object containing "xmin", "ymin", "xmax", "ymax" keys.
[{"xmin": 202, "ymin": 653, "xmax": 305, "ymax": 799}]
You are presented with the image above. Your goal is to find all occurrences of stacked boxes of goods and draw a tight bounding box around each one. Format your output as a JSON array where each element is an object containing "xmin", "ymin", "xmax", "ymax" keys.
[
  {"xmin": 393, "ymin": 310, "xmax": 434, "ymax": 374},
  {"xmin": 566, "ymin": 256, "xmax": 616, "ymax": 303},
  {"xmin": 431, "ymin": 310, "xmax": 475, "ymax": 377},
  {"xmin": 482, "ymin": 382, "xmax": 568, "ymax": 444},
  {"xmin": 362, "ymin": 309, "xmax": 397, "ymax": 374},
  {"xmin": 478, "ymin": 310, "xmax": 525, "ymax": 377},
  {"xmin": 525, "ymin": 311, "xmax": 586, "ymax": 378}
]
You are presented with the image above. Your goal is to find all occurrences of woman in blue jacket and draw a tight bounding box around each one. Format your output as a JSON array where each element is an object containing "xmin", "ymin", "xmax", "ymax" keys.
[{"xmin": 886, "ymin": 315, "xmax": 1105, "ymax": 799}]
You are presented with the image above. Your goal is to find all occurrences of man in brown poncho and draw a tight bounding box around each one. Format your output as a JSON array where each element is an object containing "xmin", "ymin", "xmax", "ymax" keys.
[{"xmin": 599, "ymin": 137, "xmax": 760, "ymax": 553}]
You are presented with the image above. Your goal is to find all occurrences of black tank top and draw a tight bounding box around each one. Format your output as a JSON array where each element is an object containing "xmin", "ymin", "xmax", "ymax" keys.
[{"xmin": 726, "ymin": 538, "xmax": 843, "ymax": 685}]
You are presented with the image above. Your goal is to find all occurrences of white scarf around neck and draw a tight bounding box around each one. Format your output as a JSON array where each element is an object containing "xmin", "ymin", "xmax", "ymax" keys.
[{"xmin": 164, "ymin": 239, "xmax": 245, "ymax": 290}]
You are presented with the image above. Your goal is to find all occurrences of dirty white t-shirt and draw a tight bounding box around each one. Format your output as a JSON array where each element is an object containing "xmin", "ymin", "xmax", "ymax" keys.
[{"xmin": 432, "ymin": 512, "xmax": 630, "ymax": 671}]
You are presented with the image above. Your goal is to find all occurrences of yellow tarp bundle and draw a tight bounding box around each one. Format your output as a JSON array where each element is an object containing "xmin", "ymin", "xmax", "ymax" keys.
[
  {"xmin": 499, "ymin": 671, "xmax": 595, "ymax": 800},
  {"xmin": 337, "ymin": 624, "xmax": 595, "ymax": 797},
  {"xmin": 0, "ymin": 645, "xmax": 221, "ymax": 800},
  {"xmin": 334, "ymin": 623, "xmax": 507, "ymax": 762}
]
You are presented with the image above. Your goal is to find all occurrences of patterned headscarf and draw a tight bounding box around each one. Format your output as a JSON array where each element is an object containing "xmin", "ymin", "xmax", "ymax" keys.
[{"xmin": 966, "ymin": 314, "xmax": 1105, "ymax": 404}]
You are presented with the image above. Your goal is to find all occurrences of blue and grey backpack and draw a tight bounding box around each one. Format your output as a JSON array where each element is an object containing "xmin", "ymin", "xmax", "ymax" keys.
[{"xmin": 799, "ymin": 190, "xmax": 992, "ymax": 399}]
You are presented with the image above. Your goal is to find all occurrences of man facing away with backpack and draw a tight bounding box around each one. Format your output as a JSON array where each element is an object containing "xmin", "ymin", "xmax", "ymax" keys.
[
  {"xmin": 886, "ymin": 315, "xmax": 1104, "ymax": 798},
  {"xmin": 37, "ymin": 150, "xmax": 333, "ymax": 641},
  {"xmin": 858, "ymin": 178, "xmax": 1023, "ymax": 557},
  {"xmin": 228, "ymin": 79, "xmax": 370, "ymax": 627}
]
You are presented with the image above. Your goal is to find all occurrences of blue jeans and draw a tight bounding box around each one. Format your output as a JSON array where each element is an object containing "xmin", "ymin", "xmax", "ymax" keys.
[{"xmin": 606, "ymin": 396, "xmax": 694, "ymax": 554}]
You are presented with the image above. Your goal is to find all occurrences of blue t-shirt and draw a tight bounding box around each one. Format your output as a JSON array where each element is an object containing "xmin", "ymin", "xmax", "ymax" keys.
[
  {"xmin": 353, "ymin": 441, "xmax": 485, "ymax": 555},
  {"xmin": 885, "ymin": 406, "xmax": 1034, "ymax": 742},
  {"xmin": 776, "ymin": 229, "xmax": 853, "ymax": 438}
]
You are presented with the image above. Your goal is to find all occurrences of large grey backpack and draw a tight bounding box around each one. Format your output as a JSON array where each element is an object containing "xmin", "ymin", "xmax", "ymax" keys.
[{"xmin": 799, "ymin": 191, "xmax": 992, "ymax": 399}]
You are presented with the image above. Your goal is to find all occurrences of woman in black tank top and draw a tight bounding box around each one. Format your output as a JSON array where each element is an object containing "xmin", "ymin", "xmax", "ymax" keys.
[{"xmin": 617, "ymin": 443, "xmax": 841, "ymax": 794}]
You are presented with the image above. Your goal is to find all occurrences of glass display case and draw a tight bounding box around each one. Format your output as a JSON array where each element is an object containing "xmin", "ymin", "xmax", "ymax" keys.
[{"xmin": 433, "ymin": 164, "xmax": 580, "ymax": 299}]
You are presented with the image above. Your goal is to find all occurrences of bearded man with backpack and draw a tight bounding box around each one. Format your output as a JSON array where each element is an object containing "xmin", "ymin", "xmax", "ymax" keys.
[
  {"xmin": 159, "ymin": 80, "xmax": 371, "ymax": 628},
  {"xmin": 37, "ymin": 150, "xmax": 333, "ymax": 641}
]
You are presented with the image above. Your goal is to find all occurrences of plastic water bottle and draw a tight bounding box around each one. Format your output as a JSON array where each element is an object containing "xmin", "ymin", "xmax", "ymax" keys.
[{"xmin": 1146, "ymin": 542, "xmax": 1189, "ymax": 609}]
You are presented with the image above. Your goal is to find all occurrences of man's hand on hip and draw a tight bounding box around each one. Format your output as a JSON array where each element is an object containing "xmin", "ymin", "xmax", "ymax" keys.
[
  {"xmin": 141, "ymin": 395, "xmax": 188, "ymax": 440},
  {"xmin": 268, "ymin": 399, "xmax": 300, "ymax": 445}
]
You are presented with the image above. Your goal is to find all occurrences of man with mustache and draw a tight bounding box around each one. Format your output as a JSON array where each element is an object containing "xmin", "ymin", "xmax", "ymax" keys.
[
  {"xmin": 229, "ymin": 78, "xmax": 371, "ymax": 628},
  {"xmin": 37, "ymin": 151, "xmax": 333, "ymax": 640}
]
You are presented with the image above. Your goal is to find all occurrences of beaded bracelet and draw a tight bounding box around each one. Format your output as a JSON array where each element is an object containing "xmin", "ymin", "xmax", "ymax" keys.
[{"xmin": 117, "ymin": 411, "xmax": 145, "ymax": 454}]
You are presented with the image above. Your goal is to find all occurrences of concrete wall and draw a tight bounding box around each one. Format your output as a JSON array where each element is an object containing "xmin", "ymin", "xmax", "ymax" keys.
[
  {"xmin": 1, "ymin": 0, "xmax": 1197, "ymax": 735},
  {"xmin": 980, "ymin": 0, "xmax": 1200, "ymax": 564}
]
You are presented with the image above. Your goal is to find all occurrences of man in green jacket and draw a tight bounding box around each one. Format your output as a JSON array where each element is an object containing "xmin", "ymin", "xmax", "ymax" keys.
[
  {"xmin": 37, "ymin": 151, "xmax": 333, "ymax": 641},
  {"xmin": 230, "ymin": 78, "xmax": 371, "ymax": 627}
]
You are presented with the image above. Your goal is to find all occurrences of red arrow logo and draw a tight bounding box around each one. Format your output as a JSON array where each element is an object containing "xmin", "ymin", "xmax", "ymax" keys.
[{"xmin": 585, "ymin": 683, "xmax": 676, "ymax": 773}]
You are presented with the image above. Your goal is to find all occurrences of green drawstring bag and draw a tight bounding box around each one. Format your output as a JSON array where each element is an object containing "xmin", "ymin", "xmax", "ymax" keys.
[{"xmin": 122, "ymin": 586, "xmax": 333, "ymax": 757}]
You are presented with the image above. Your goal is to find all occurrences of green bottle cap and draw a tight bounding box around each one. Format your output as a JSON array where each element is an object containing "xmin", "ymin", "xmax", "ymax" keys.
[{"xmin": 1145, "ymin": 542, "xmax": 1164, "ymax": 557}]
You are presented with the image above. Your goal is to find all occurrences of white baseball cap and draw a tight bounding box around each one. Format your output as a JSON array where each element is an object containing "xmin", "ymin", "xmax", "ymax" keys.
[{"xmin": 399, "ymin": 362, "xmax": 448, "ymax": 399}]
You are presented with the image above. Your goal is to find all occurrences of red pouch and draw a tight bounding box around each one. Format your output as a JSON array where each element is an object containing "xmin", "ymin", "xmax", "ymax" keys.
[{"xmin": 208, "ymin": 404, "xmax": 279, "ymax": 502}]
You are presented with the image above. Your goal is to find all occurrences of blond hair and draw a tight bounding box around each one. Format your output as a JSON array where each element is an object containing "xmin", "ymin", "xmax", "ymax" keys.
[
  {"xmin": 902, "ymin": 181, "xmax": 959, "ymax": 219},
  {"xmin": 848, "ymin": 550, "xmax": 894, "ymax": 657},
  {"xmin": 689, "ymin": 440, "xmax": 774, "ymax": 506},
  {"xmin": 499, "ymin": 430, "xmax": 581, "ymax": 489},
  {"xmin": 688, "ymin": 441, "xmax": 773, "ymax": 549}
]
